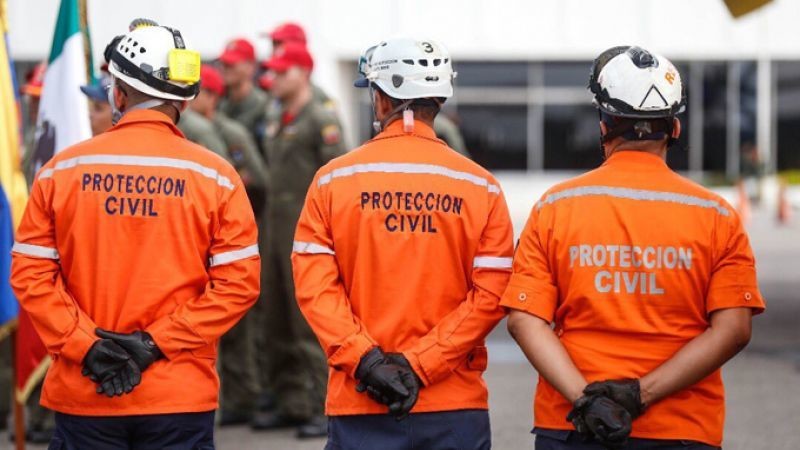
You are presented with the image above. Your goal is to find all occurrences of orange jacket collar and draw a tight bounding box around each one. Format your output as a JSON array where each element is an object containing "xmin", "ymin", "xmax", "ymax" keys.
[
  {"xmin": 375, "ymin": 119, "xmax": 437, "ymax": 141},
  {"xmin": 111, "ymin": 109, "xmax": 186, "ymax": 138},
  {"xmin": 603, "ymin": 150, "xmax": 668, "ymax": 169}
]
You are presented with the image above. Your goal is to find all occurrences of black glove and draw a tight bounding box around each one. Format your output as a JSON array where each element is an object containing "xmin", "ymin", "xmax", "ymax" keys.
[
  {"xmin": 83, "ymin": 358, "xmax": 142, "ymax": 397},
  {"xmin": 355, "ymin": 348, "xmax": 409, "ymax": 411},
  {"xmin": 567, "ymin": 395, "xmax": 632, "ymax": 449},
  {"xmin": 384, "ymin": 353, "xmax": 422, "ymax": 420},
  {"xmin": 95, "ymin": 329, "xmax": 163, "ymax": 372},
  {"xmin": 82, "ymin": 339, "xmax": 135, "ymax": 397},
  {"xmin": 583, "ymin": 379, "xmax": 646, "ymax": 419}
]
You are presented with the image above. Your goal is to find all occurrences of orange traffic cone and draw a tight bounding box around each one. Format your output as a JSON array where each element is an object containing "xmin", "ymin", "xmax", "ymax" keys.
[
  {"xmin": 777, "ymin": 180, "xmax": 791, "ymax": 225},
  {"xmin": 736, "ymin": 180, "xmax": 751, "ymax": 225}
]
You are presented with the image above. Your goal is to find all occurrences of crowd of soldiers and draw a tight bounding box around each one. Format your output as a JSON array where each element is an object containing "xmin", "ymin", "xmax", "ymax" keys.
[{"xmin": 1, "ymin": 21, "xmax": 469, "ymax": 442}]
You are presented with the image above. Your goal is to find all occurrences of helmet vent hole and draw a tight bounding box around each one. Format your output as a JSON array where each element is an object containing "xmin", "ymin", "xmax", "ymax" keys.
[
  {"xmin": 425, "ymin": 76, "xmax": 439, "ymax": 82},
  {"xmin": 444, "ymin": 58, "xmax": 449, "ymax": 64},
  {"xmin": 433, "ymin": 59, "xmax": 441, "ymax": 66},
  {"xmin": 403, "ymin": 59, "xmax": 415, "ymax": 65},
  {"xmin": 132, "ymin": 42, "xmax": 138, "ymax": 47},
  {"xmin": 418, "ymin": 59, "xmax": 428, "ymax": 67},
  {"xmin": 392, "ymin": 74, "xmax": 404, "ymax": 88},
  {"xmin": 140, "ymin": 47, "xmax": 146, "ymax": 54}
]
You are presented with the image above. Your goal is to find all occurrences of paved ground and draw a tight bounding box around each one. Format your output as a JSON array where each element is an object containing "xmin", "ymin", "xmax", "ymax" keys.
[{"xmin": 7, "ymin": 191, "xmax": 799, "ymax": 449}]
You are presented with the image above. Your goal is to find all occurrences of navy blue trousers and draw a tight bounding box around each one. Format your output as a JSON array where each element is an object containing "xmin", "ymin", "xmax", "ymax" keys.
[
  {"xmin": 534, "ymin": 428, "xmax": 721, "ymax": 450},
  {"xmin": 326, "ymin": 410, "xmax": 491, "ymax": 450},
  {"xmin": 49, "ymin": 411, "xmax": 215, "ymax": 450}
]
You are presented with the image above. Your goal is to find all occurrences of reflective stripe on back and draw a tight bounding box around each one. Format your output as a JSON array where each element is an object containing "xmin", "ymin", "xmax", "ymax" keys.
[
  {"xmin": 38, "ymin": 154, "xmax": 235, "ymax": 190},
  {"xmin": 318, "ymin": 162, "xmax": 501, "ymax": 194},
  {"xmin": 536, "ymin": 185, "xmax": 730, "ymax": 216}
]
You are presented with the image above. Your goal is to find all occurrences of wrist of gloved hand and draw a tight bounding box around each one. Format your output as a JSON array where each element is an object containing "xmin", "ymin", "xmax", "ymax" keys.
[
  {"xmin": 583, "ymin": 379, "xmax": 646, "ymax": 419},
  {"xmin": 355, "ymin": 347, "xmax": 386, "ymax": 380},
  {"xmin": 567, "ymin": 394, "xmax": 632, "ymax": 449},
  {"xmin": 95, "ymin": 329, "xmax": 163, "ymax": 371}
]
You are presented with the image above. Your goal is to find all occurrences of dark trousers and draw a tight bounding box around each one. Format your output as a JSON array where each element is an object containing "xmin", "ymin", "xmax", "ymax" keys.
[
  {"xmin": 326, "ymin": 410, "xmax": 491, "ymax": 450},
  {"xmin": 534, "ymin": 428, "xmax": 721, "ymax": 450},
  {"xmin": 49, "ymin": 411, "xmax": 215, "ymax": 450}
]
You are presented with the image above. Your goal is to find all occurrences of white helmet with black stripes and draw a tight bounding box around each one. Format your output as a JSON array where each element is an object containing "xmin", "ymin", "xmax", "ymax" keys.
[
  {"xmin": 105, "ymin": 19, "xmax": 200, "ymax": 101},
  {"xmin": 589, "ymin": 46, "xmax": 685, "ymax": 143},
  {"xmin": 589, "ymin": 46, "xmax": 685, "ymax": 119}
]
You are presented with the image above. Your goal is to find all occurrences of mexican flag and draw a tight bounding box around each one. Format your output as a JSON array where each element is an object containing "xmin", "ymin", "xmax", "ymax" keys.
[{"xmin": 30, "ymin": 0, "xmax": 92, "ymax": 173}]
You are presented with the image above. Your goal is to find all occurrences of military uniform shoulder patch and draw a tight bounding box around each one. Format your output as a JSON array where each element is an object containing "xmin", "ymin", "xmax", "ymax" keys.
[{"xmin": 321, "ymin": 124, "xmax": 341, "ymax": 145}]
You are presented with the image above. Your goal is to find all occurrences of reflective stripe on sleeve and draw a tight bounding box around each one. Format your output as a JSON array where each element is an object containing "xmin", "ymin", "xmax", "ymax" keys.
[
  {"xmin": 12, "ymin": 242, "xmax": 60, "ymax": 259},
  {"xmin": 292, "ymin": 241, "xmax": 336, "ymax": 255},
  {"xmin": 473, "ymin": 256, "xmax": 513, "ymax": 269},
  {"xmin": 209, "ymin": 244, "xmax": 259, "ymax": 267}
]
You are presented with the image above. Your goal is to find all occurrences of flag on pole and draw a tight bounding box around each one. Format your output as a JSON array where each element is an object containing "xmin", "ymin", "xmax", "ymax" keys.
[
  {"xmin": 29, "ymin": 0, "xmax": 92, "ymax": 173},
  {"xmin": 0, "ymin": 0, "xmax": 27, "ymax": 342},
  {"xmin": 15, "ymin": 0, "xmax": 93, "ymax": 403}
]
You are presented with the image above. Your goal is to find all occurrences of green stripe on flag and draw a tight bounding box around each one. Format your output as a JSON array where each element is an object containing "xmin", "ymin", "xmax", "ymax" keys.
[{"xmin": 47, "ymin": 0, "xmax": 81, "ymax": 63}]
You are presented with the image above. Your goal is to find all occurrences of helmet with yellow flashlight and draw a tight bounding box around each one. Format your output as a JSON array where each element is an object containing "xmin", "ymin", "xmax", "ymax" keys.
[{"xmin": 104, "ymin": 19, "xmax": 200, "ymax": 123}]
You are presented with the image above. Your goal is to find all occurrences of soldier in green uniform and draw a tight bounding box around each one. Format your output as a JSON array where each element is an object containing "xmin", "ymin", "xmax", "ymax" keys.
[
  {"xmin": 218, "ymin": 38, "xmax": 269, "ymax": 145},
  {"xmin": 250, "ymin": 41, "xmax": 346, "ymax": 439},
  {"xmin": 190, "ymin": 65, "xmax": 269, "ymax": 426},
  {"xmin": 265, "ymin": 22, "xmax": 335, "ymax": 111},
  {"xmin": 178, "ymin": 108, "xmax": 228, "ymax": 157}
]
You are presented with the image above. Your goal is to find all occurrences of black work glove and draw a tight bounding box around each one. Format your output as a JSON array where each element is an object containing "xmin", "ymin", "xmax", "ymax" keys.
[
  {"xmin": 583, "ymin": 379, "xmax": 646, "ymax": 420},
  {"xmin": 83, "ymin": 359, "xmax": 142, "ymax": 397},
  {"xmin": 567, "ymin": 395, "xmax": 632, "ymax": 449},
  {"xmin": 384, "ymin": 353, "xmax": 422, "ymax": 420},
  {"xmin": 355, "ymin": 347, "xmax": 409, "ymax": 411},
  {"xmin": 95, "ymin": 329, "xmax": 163, "ymax": 372},
  {"xmin": 82, "ymin": 339, "xmax": 138, "ymax": 397}
]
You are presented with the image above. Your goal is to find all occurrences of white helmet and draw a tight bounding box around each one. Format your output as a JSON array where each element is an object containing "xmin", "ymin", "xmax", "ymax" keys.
[
  {"xmin": 105, "ymin": 20, "xmax": 200, "ymax": 101},
  {"xmin": 589, "ymin": 46, "xmax": 685, "ymax": 119},
  {"xmin": 355, "ymin": 37, "xmax": 456, "ymax": 100}
]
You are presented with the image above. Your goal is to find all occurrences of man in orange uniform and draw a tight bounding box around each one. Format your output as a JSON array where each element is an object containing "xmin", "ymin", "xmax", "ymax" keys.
[
  {"xmin": 292, "ymin": 37, "xmax": 513, "ymax": 449},
  {"xmin": 503, "ymin": 46, "xmax": 765, "ymax": 450},
  {"xmin": 10, "ymin": 21, "xmax": 259, "ymax": 449}
]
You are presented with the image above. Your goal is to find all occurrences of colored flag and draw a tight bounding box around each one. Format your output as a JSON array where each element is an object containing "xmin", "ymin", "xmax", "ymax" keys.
[
  {"xmin": 29, "ymin": 0, "xmax": 92, "ymax": 173},
  {"xmin": 0, "ymin": 0, "xmax": 26, "ymax": 341}
]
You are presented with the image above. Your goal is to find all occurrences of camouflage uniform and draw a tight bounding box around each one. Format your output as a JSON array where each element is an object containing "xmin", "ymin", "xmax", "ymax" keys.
[
  {"xmin": 259, "ymin": 100, "xmax": 346, "ymax": 420},
  {"xmin": 211, "ymin": 113, "xmax": 269, "ymax": 420}
]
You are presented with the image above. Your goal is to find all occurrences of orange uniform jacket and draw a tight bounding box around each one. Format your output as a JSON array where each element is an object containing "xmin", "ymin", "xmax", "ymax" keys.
[
  {"xmin": 292, "ymin": 120, "xmax": 514, "ymax": 415},
  {"xmin": 500, "ymin": 151, "xmax": 765, "ymax": 446},
  {"xmin": 10, "ymin": 110, "xmax": 260, "ymax": 416}
]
